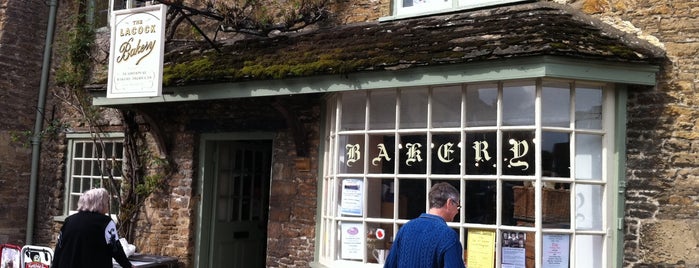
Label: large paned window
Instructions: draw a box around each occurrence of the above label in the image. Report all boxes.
[390,0,529,18]
[319,79,612,267]
[65,134,125,216]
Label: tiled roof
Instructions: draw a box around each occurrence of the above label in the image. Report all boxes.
[162,1,665,86]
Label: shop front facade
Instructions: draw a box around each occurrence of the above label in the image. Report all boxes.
[19,0,699,268]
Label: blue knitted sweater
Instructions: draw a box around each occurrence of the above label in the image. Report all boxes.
[384,213,465,268]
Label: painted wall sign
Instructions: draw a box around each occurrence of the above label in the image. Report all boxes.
[107,4,166,98]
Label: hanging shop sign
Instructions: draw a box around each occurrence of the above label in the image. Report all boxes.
[107,4,166,98]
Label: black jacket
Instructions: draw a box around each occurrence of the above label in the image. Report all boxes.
[52,211,132,268]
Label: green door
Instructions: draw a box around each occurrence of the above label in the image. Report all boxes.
[209,140,272,268]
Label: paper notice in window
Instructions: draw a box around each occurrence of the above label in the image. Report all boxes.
[340,179,363,216]
[543,234,570,268]
[340,222,364,260]
[466,229,495,268]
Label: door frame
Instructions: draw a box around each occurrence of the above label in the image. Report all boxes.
[195,132,275,268]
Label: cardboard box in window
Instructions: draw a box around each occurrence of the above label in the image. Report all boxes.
[513,186,570,223]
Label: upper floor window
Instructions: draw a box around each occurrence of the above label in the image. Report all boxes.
[388,0,530,19]
[87,0,153,29]
[65,133,125,216]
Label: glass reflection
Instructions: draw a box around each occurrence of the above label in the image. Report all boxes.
[400,87,428,128]
[541,132,570,178]
[432,86,462,128]
[465,180,496,224]
[503,82,535,126]
[341,92,366,131]
[542,82,571,127]
[466,85,497,127]
[575,86,603,129]
[370,89,396,130]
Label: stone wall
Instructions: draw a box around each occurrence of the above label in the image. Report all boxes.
[0,0,48,245]
[571,0,699,267]
[107,95,321,267]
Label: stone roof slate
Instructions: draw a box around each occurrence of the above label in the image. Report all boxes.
[162,1,665,87]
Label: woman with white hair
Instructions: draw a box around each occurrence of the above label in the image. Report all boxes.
[52,188,132,268]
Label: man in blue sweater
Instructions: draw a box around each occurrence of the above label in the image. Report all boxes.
[384,182,465,268]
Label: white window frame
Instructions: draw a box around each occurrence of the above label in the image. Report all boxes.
[317,78,616,268]
[87,0,154,28]
[64,133,125,217]
[382,0,531,21]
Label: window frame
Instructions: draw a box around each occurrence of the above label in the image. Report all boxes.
[317,78,616,268]
[382,0,531,21]
[63,133,125,217]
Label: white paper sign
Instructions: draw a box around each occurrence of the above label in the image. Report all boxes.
[108,4,166,98]
[543,234,570,268]
[340,179,363,216]
[340,223,364,260]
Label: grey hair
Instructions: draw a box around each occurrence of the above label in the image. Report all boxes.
[77,188,110,213]
[428,182,460,209]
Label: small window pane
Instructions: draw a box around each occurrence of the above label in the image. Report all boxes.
[575,134,603,181]
[465,180,495,224]
[575,235,604,267]
[542,234,571,267]
[542,82,571,127]
[399,88,428,129]
[502,82,535,126]
[575,86,603,129]
[397,135,427,174]
[84,143,94,158]
[466,84,497,127]
[431,134,461,175]
[397,179,426,219]
[341,93,366,131]
[338,135,365,174]
[465,132,497,175]
[369,90,396,130]
[543,184,570,228]
[541,132,570,178]
[575,184,603,230]
[74,143,84,157]
[502,131,535,176]
[368,134,395,174]
[431,86,461,128]
[505,181,526,226]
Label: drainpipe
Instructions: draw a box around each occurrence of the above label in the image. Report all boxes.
[26,0,58,245]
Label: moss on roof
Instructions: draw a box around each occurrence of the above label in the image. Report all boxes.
[161,2,665,87]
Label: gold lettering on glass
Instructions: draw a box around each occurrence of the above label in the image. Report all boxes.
[345,144,361,167]
[404,143,423,166]
[507,139,530,170]
[437,142,456,163]
[371,143,392,166]
[472,141,492,167]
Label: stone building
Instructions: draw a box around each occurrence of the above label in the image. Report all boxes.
[2,0,697,268]
[0,0,49,245]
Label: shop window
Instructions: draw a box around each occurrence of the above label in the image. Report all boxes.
[65,134,125,216]
[319,79,612,267]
